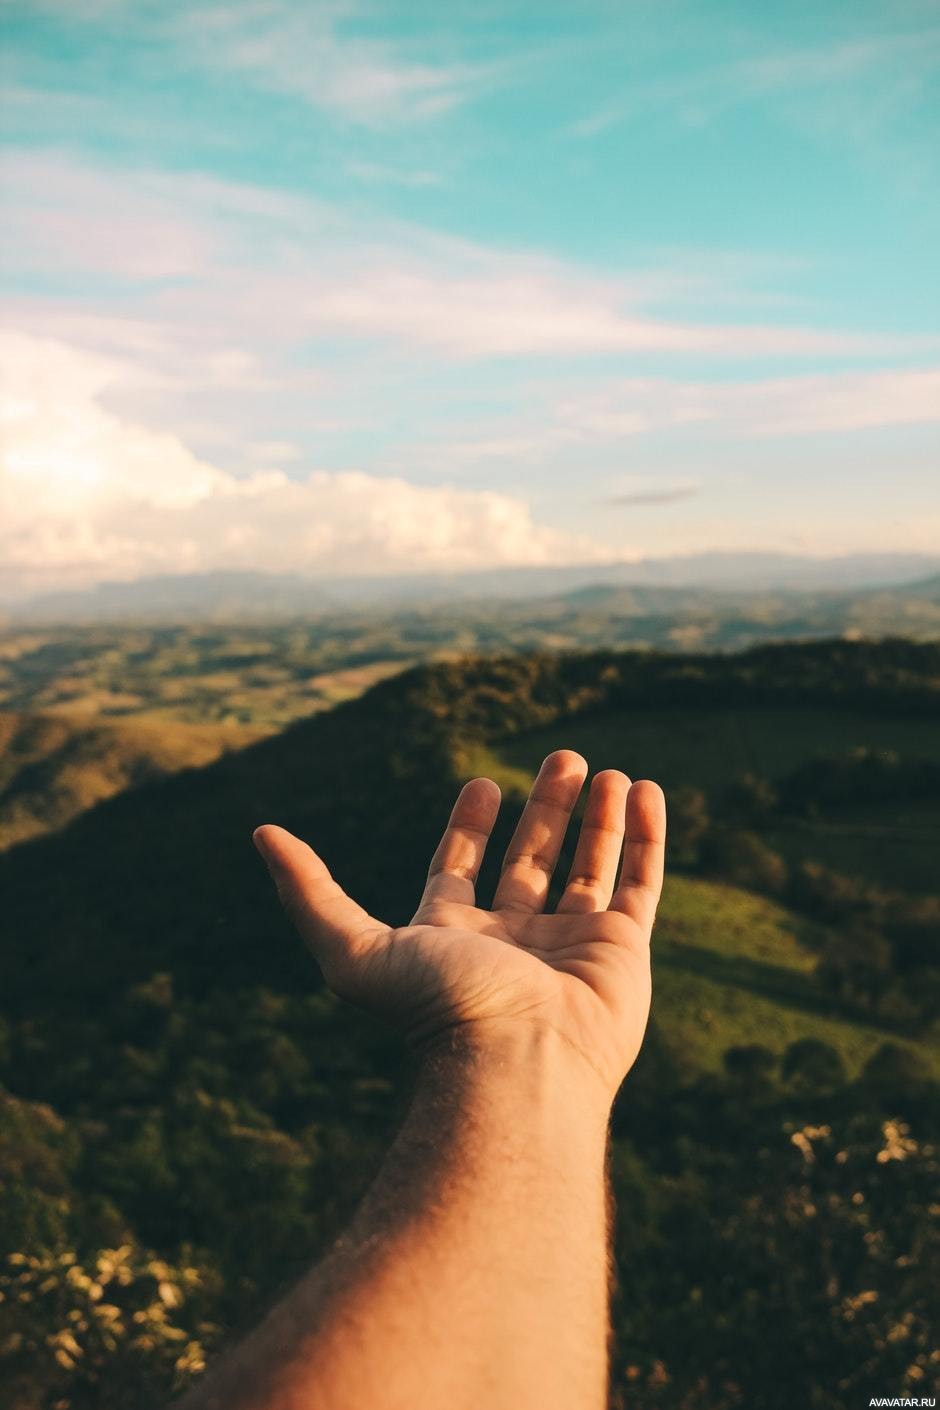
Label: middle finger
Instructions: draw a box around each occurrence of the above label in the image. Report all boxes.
[492,750,588,914]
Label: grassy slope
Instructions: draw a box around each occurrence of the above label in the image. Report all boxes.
[0,711,264,849]
[463,702,940,892]
[653,876,935,1077]
[483,702,940,792]
[460,707,940,1077]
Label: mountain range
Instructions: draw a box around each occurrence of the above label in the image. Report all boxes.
[6,553,940,623]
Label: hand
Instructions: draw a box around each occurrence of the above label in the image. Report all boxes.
[253,751,666,1099]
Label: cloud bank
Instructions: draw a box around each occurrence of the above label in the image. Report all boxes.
[0,334,612,597]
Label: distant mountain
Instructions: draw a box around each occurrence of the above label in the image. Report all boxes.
[6,552,940,623]
[5,571,338,624]
[901,572,940,601]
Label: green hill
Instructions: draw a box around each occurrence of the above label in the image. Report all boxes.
[1,639,938,1408]
[468,698,940,895]
[653,876,932,1076]
[0,711,263,849]
[3,570,940,736]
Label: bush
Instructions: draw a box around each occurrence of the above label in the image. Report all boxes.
[860,1043,931,1098]
[779,747,940,815]
[723,1044,777,1092]
[788,859,867,923]
[666,786,709,859]
[720,772,778,824]
[781,1038,846,1095]
[699,829,788,895]
[0,1244,220,1410]
[815,927,893,1009]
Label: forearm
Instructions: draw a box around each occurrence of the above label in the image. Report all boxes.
[179,1025,613,1410]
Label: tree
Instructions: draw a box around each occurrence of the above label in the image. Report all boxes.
[721,772,778,824]
[861,1043,931,1099]
[666,787,709,860]
[781,1039,845,1095]
[700,829,788,895]
[722,1044,777,1097]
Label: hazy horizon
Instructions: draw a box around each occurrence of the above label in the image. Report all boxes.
[4,548,940,632]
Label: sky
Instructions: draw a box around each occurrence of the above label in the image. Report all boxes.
[1,0,939,596]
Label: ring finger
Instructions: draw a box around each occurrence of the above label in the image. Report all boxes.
[556,769,629,914]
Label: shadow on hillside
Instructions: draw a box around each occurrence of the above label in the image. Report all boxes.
[654,939,901,1033]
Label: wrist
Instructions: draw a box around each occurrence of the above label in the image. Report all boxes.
[412,1019,615,1132]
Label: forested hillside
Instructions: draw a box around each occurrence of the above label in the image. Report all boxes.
[3,569,940,730]
[0,713,261,849]
[1,640,938,1408]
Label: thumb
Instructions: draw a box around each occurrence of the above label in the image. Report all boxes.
[253,825,386,983]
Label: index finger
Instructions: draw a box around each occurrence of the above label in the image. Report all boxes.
[415,777,501,912]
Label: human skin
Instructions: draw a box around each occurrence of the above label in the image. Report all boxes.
[176,750,666,1410]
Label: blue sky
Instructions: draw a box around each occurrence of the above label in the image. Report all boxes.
[1,0,938,593]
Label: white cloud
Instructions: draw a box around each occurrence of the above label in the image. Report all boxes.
[418,366,940,477]
[0,333,613,595]
[724,367,940,434]
[302,270,895,359]
[558,368,940,438]
[6,152,924,366]
[568,21,940,164]
[737,28,940,95]
[170,4,499,126]
[9,2,500,127]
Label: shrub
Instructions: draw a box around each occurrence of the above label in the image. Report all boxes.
[720,772,778,824]
[699,829,788,895]
[781,1038,846,1094]
[666,786,710,858]
[861,1043,931,1098]
[815,927,893,1008]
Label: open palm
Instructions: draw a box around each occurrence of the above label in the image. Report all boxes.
[254,751,666,1096]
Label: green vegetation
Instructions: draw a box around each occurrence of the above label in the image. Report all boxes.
[1,639,938,1407]
[0,712,262,849]
[3,570,939,729]
[0,625,410,726]
[653,878,933,1079]
[475,703,940,894]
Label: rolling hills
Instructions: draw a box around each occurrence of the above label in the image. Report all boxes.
[0,711,263,850]
[1,638,938,1408]
[2,566,940,742]
[471,700,940,895]
[1,638,937,1050]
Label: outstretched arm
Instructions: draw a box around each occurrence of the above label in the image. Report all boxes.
[177,752,666,1410]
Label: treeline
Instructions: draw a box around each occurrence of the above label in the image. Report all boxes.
[778,747,940,812]
[403,637,940,740]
